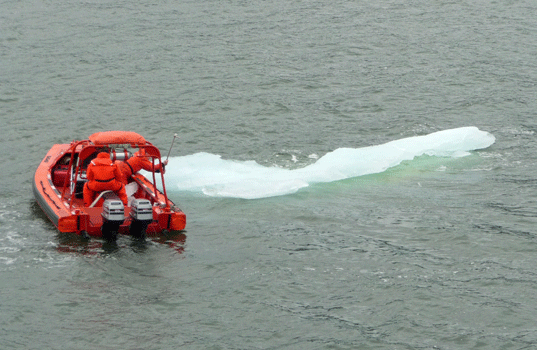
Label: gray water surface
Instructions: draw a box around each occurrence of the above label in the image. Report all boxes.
[2,0,537,349]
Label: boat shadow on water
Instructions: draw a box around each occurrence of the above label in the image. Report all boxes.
[54,231,187,255]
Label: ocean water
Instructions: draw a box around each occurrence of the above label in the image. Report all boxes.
[1,0,537,349]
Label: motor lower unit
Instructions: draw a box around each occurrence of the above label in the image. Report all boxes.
[130,199,153,238]
[101,199,125,241]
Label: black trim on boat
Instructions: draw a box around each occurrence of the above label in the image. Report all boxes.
[41,181,61,210]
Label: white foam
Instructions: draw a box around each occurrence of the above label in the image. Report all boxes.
[164,127,495,199]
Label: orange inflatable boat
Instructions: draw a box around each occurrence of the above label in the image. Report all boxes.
[33,131,186,240]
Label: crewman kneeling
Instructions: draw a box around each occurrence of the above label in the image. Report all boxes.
[117,148,167,185]
[83,152,128,207]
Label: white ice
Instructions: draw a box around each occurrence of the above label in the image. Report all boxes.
[163,127,495,199]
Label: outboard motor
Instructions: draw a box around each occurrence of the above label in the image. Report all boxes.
[129,199,153,239]
[101,199,125,241]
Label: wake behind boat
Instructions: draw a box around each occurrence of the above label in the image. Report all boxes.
[33,131,186,240]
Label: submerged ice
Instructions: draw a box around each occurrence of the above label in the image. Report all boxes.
[163,127,495,199]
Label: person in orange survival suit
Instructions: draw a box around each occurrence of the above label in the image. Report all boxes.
[83,152,129,206]
[116,148,168,185]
